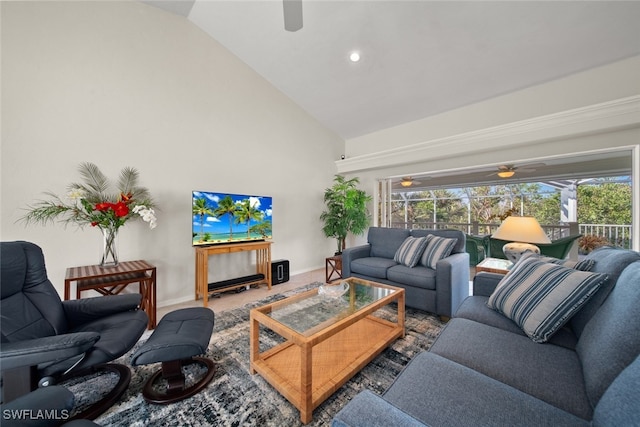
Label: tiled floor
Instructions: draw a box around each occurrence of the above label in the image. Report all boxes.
[156,268,326,321]
[157,267,477,321]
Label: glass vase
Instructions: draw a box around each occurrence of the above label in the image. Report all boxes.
[100,227,119,268]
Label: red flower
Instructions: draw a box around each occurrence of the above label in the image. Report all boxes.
[91,221,98,227]
[120,192,133,203]
[113,201,129,217]
[95,202,112,212]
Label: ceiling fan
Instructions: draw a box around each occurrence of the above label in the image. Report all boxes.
[488,163,544,178]
[399,177,422,187]
[283,0,303,32]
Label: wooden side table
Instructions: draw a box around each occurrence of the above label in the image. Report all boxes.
[475,257,513,275]
[65,260,157,329]
[325,255,343,283]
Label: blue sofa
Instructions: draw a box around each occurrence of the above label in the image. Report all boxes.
[341,227,470,318]
[333,247,640,426]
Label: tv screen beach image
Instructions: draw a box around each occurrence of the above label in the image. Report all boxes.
[192,191,272,246]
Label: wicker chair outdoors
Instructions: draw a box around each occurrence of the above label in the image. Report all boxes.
[487,234,582,260]
[465,234,488,266]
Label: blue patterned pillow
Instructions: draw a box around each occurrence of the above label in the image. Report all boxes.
[520,252,595,271]
[394,236,431,268]
[487,256,607,343]
[420,235,457,269]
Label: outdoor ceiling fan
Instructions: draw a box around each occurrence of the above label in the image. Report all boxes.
[283,0,303,32]
[399,177,422,187]
[488,164,544,179]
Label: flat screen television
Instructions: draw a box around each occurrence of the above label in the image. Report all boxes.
[192,191,272,246]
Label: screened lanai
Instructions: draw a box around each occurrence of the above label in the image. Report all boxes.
[376,173,633,253]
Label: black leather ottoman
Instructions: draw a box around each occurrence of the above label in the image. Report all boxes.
[130,307,215,404]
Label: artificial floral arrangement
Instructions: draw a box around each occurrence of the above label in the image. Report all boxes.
[20,162,157,266]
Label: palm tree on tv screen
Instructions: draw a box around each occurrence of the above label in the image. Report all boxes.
[235,198,264,238]
[250,220,272,238]
[214,195,238,240]
[193,197,214,242]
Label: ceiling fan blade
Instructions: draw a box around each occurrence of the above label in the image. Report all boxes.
[283,0,303,32]
[519,162,546,169]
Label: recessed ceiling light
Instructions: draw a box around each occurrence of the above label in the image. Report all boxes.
[349,52,361,62]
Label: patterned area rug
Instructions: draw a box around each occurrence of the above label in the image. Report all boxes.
[71,282,444,426]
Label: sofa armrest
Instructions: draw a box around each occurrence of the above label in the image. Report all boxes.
[435,252,470,318]
[331,390,428,427]
[1,332,99,371]
[473,271,505,296]
[341,244,371,277]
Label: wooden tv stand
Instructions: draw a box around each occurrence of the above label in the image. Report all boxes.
[195,241,272,307]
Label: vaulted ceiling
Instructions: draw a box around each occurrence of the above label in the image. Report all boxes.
[143,1,639,187]
[146,0,640,141]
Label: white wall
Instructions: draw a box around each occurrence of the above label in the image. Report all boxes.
[1,1,343,306]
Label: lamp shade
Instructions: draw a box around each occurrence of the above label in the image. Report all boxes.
[492,216,551,244]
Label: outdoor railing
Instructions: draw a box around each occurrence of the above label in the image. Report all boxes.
[390,221,633,250]
[579,224,633,250]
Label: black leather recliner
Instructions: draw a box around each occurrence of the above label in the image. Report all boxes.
[0,241,148,420]
[0,385,101,427]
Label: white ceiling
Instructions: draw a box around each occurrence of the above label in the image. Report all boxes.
[147,0,640,141]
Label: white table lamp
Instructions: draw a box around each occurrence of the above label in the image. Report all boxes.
[492,216,551,263]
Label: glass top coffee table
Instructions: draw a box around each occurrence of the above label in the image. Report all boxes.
[476,257,513,274]
[250,277,405,424]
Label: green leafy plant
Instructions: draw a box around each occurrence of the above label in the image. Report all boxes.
[320,175,372,254]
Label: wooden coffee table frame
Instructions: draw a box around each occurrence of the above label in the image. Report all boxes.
[249,278,405,424]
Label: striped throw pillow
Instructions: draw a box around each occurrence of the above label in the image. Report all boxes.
[394,236,431,268]
[420,235,457,269]
[487,257,607,343]
[519,252,595,271]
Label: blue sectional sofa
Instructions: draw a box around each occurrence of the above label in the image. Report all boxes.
[333,247,640,426]
[341,227,470,318]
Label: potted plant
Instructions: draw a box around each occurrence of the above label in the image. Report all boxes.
[578,234,610,255]
[320,175,372,255]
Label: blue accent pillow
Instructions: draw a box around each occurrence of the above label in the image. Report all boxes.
[394,236,431,268]
[487,256,607,343]
[520,252,595,271]
[420,235,457,269]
